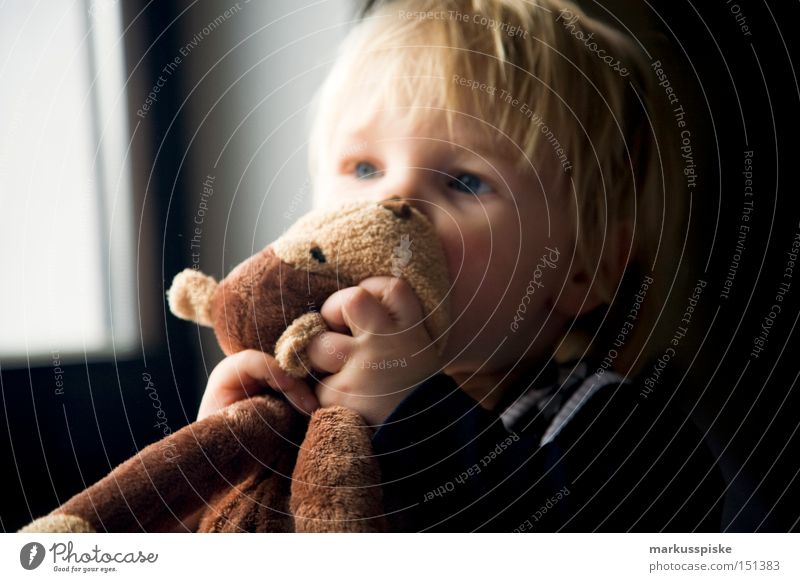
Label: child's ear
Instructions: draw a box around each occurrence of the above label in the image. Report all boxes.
[552,222,633,319]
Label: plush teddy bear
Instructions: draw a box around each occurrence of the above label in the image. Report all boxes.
[20,199,451,533]
[168,198,451,377]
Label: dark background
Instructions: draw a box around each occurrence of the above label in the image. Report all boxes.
[2,0,798,532]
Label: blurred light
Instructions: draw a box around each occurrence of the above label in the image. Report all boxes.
[0,0,137,364]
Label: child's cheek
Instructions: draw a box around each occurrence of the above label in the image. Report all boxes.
[442,230,503,314]
[440,235,465,290]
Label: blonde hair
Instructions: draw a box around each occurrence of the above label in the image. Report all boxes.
[308,0,684,377]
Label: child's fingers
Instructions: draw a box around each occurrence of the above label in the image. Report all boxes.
[306,331,355,373]
[198,350,319,420]
[357,276,424,329]
[320,286,394,337]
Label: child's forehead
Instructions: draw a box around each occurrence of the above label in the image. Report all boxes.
[332,100,505,151]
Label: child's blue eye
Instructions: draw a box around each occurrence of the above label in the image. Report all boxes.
[448,173,492,195]
[354,161,380,179]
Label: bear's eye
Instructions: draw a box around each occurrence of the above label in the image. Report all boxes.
[310,246,326,263]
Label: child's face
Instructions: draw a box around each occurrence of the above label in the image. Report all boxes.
[314,109,579,375]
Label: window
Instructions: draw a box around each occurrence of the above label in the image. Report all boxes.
[0,0,137,362]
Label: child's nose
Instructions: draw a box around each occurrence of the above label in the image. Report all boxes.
[375,167,435,206]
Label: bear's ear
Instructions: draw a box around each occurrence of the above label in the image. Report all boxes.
[379,198,412,219]
[167,268,218,327]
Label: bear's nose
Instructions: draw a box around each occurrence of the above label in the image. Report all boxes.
[379,196,412,219]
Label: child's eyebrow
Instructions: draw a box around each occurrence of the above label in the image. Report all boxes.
[449,139,505,160]
[334,126,513,168]
[441,137,518,170]
[334,124,373,146]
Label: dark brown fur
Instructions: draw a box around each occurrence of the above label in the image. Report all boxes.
[212,247,346,356]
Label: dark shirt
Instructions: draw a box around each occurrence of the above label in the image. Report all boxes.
[371,359,726,532]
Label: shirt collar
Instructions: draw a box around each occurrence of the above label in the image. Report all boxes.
[492,357,561,414]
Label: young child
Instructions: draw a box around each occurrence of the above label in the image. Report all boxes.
[197,0,725,531]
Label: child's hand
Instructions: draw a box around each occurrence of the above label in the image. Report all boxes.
[305,276,442,426]
[196,276,441,427]
[197,350,320,421]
